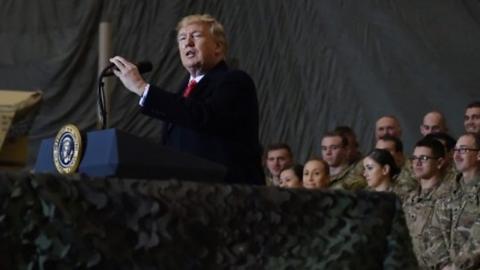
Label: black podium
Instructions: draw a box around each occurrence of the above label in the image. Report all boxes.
[34,128,227,182]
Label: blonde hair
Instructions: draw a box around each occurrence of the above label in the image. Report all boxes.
[176,14,228,55]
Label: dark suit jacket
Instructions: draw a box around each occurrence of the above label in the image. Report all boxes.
[141,61,264,185]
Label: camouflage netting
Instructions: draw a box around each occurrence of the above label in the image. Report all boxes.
[0,173,418,269]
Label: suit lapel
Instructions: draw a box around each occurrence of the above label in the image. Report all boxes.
[165,61,229,137]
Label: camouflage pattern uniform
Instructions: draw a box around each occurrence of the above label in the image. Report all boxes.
[402,179,453,269]
[329,162,367,191]
[394,159,419,198]
[424,174,480,269]
[265,175,278,186]
[442,163,459,183]
[352,158,365,177]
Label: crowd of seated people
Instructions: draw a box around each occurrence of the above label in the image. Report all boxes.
[262,101,480,269]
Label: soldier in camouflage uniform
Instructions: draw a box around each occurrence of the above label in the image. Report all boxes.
[425,132,459,183]
[362,148,400,192]
[425,133,480,269]
[375,115,402,140]
[335,126,363,165]
[321,131,366,190]
[374,115,419,195]
[464,101,480,135]
[402,138,453,269]
[419,111,449,137]
[263,143,294,186]
[376,135,418,198]
[335,126,366,182]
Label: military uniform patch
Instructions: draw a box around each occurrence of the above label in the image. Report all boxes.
[53,124,83,175]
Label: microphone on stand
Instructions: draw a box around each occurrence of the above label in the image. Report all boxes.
[100,61,153,77]
[97,61,153,129]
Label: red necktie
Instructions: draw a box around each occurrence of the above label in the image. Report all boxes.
[183,80,197,97]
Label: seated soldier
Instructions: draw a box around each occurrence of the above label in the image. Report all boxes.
[424,132,458,183]
[279,164,303,189]
[263,143,294,186]
[335,125,365,180]
[464,101,480,135]
[376,135,418,195]
[321,131,366,190]
[420,110,449,136]
[375,115,402,140]
[362,148,400,192]
[402,138,453,269]
[426,133,480,269]
[334,126,362,164]
[302,158,330,189]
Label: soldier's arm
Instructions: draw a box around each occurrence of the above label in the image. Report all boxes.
[343,175,367,190]
[342,164,367,191]
[423,199,452,268]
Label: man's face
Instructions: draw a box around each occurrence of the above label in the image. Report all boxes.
[375,139,403,167]
[375,117,401,140]
[454,135,480,173]
[344,134,359,162]
[464,107,480,134]
[420,112,446,136]
[177,22,222,75]
[265,149,292,177]
[321,136,347,167]
[411,146,442,180]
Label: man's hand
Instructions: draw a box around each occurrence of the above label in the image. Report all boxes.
[109,56,148,96]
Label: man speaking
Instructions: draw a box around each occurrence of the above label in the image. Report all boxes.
[109,14,263,185]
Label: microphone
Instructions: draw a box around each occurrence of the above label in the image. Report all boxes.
[97,61,153,129]
[101,61,153,77]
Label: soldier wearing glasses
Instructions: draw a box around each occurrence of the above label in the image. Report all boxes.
[425,133,480,269]
[402,138,453,269]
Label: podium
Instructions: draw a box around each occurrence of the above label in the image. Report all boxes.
[34,128,227,182]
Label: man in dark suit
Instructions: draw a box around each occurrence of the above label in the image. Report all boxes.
[109,14,263,185]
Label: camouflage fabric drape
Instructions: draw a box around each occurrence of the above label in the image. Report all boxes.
[0,172,417,269]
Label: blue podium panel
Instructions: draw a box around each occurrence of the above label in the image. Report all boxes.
[34,129,226,182]
[34,138,55,172]
[79,129,119,177]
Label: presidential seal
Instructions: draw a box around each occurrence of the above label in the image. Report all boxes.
[53,124,83,175]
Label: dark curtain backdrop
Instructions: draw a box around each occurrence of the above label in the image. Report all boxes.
[1,0,480,167]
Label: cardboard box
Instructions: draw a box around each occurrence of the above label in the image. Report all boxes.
[0,90,42,168]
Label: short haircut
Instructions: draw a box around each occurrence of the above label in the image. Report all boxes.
[415,137,446,158]
[366,148,400,178]
[424,132,456,152]
[377,115,401,126]
[263,142,293,160]
[176,14,228,55]
[461,133,480,149]
[466,101,480,109]
[322,131,348,147]
[423,110,447,127]
[378,135,403,153]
